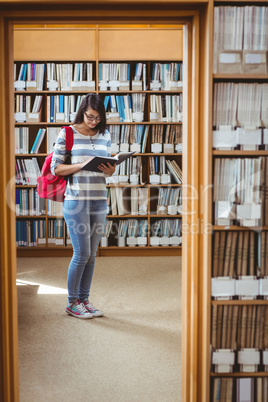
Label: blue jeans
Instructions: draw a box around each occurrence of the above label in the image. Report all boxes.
[63,199,107,303]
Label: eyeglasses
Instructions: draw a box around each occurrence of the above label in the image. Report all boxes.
[84,112,101,122]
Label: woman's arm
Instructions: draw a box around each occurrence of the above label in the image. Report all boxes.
[54,157,94,176]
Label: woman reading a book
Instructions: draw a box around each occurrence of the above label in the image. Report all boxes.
[51,93,116,319]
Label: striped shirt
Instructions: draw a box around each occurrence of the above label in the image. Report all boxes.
[50,126,111,200]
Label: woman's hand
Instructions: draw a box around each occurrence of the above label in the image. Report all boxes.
[81,157,94,168]
[98,162,116,176]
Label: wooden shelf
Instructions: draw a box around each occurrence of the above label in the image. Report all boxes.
[14,90,183,95]
[150,214,182,218]
[98,245,182,257]
[148,183,182,187]
[99,89,183,94]
[14,90,98,94]
[212,299,268,305]
[107,184,147,187]
[145,153,182,156]
[99,245,182,249]
[106,214,147,218]
[211,372,268,378]
[213,74,268,80]
[16,215,45,219]
[213,226,268,231]
[15,121,183,126]
[107,183,182,187]
[213,150,268,156]
[16,184,37,188]
[15,153,47,157]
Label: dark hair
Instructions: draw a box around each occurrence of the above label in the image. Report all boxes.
[73,93,106,134]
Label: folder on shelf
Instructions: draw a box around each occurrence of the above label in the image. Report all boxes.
[81,151,135,172]
[217,50,243,74]
[243,50,267,75]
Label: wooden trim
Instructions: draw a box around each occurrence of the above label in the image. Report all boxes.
[181,20,192,402]
[191,13,200,402]
[199,3,214,401]
[1,0,209,3]
[0,16,19,402]
[212,300,268,305]
[211,372,268,377]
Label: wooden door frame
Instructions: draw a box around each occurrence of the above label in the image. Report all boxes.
[0,2,213,401]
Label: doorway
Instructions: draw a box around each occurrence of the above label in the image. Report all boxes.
[0,4,210,401]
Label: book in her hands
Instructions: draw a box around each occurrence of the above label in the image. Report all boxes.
[81,151,136,172]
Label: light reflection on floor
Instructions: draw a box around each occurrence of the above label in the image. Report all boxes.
[16,279,68,294]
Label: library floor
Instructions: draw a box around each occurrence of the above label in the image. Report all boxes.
[17,256,181,402]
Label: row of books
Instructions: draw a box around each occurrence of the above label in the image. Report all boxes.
[14,94,183,124]
[104,94,145,122]
[16,219,46,247]
[15,124,182,156]
[103,218,182,238]
[15,156,182,189]
[150,62,183,90]
[16,128,55,156]
[15,157,41,185]
[15,127,29,154]
[213,157,268,227]
[101,219,149,246]
[107,187,148,216]
[14,62,94,91]
[15,188,46,216]
[47,62,94,90]
[99,62,183,91]
[212,230,268,278]
[102,220,148,240]
[14,95,43,115]
[14,61,184,91]
[157,187,182,207]
[47,200,63,217]
[211,377,268,402]
[14,63,45,91]
[211,305,268,351]
[150,94,183,123]
[15,217,182,248]
[29,128,46,154]
[99,63,130,83]
[108,124,149,153]
[213,6,268,73]
[149,157,182,184]
[150,218,182,238]
[48,218,66,239]
[47,94,86,123]
[114,157,143,179]
[213,83,268,128]
[15,218,72,247]
[47,218,70,246]
[152,124,182,144]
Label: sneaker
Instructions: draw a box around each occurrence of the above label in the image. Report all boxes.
[83,300,104,317]
[66,299,93,319]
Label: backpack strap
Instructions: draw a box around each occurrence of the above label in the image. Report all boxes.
[62,126,74,151]
[61,126,74,185]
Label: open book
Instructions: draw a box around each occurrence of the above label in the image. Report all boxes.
[81,151,136,172]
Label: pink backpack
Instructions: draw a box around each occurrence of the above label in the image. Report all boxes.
[37,126,73,202]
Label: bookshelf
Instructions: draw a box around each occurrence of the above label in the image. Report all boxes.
[13,26,184,257]
[211,2,268,401]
